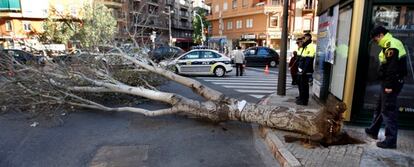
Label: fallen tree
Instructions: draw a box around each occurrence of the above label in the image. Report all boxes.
[0,48,350,145]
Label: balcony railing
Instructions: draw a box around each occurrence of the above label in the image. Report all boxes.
[304,0,315,10]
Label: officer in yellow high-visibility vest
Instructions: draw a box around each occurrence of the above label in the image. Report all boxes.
[296,33,316,105]
[365,26,407,149]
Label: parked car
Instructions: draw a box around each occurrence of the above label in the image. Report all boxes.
[243,46,279,67]
[161,49,233,77]
[3,49,46,65]
[149,46,185,62]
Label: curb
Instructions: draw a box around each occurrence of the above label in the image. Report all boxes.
[257,95,302,167]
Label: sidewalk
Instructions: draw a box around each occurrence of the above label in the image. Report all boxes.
[257,86,414,167]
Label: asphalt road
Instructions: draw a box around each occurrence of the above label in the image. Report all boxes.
[0,68,279,167]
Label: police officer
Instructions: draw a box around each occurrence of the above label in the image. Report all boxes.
[296,33,316,105]
[365,26,407,149]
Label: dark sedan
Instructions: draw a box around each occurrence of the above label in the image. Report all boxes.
[150,46,185,62]
[243,46,279,67]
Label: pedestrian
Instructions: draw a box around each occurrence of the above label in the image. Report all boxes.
[232,46,245,76]
[296,33,316,105]
[365,26,407,149]
[289,39,303,85]
[289,51,299,85]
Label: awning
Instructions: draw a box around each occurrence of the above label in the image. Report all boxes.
[208,37,227,43]
[175,38,193,42]
[0,0,21,11]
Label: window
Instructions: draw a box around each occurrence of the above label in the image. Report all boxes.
[236,20,242,29]
[246,19,253,28]
[242,0,248,7]
[23,22,32,31]
[304,0,314,9]
[227,21,233,30]
[223,2,228,11]
[182,51,200,59]
[232,0,237,9]
[270,16,279,27]
[201,51,219,59]
[215,5,219,13]
[5,21,12,31]
[258,48,270,56]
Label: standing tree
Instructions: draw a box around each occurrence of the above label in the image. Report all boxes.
[39,3,117,50]
[192,8,209,45]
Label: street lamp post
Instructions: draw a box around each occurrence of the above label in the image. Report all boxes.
[193,12,205,45]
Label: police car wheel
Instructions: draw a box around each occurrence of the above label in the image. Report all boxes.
[270,61,277,67]
[214,67,225,77]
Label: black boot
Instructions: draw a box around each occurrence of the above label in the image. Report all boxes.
[376,141,396,149]
[364,128,378,140]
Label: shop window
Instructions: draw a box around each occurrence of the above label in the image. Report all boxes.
[270,16,279,27]
[330,6,352,100]
[227,21,233,30]
[364,5,414,117]
[5,21,12,31]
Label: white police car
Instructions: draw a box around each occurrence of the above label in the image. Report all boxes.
[164,49,232,77]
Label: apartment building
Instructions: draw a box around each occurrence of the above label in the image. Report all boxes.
[205,0,317,51]
[0,0,93,49]
[127,0,193,48]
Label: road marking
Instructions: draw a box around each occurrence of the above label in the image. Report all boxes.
[235,89,275,93]
[222,85,276,89]
[204,80,279,83]
[215,83,277,86]
[250,94,266,99]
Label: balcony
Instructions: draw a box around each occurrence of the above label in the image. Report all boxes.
[179,11,189,19]
[207,3,282,21]
[303,0,315,11]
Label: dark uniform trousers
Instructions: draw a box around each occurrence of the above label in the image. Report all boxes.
[368,81,404,145]
[297,73,311,104]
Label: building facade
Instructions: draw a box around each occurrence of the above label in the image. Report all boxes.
[205,0,317,51]
[127,0,193,49]
[1,0,194,49]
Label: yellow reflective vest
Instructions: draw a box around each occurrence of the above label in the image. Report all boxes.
[378,33,406,64]
[301,43,316,58]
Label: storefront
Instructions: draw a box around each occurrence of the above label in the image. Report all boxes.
[316,0,414,128]
[239,34,257,49]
